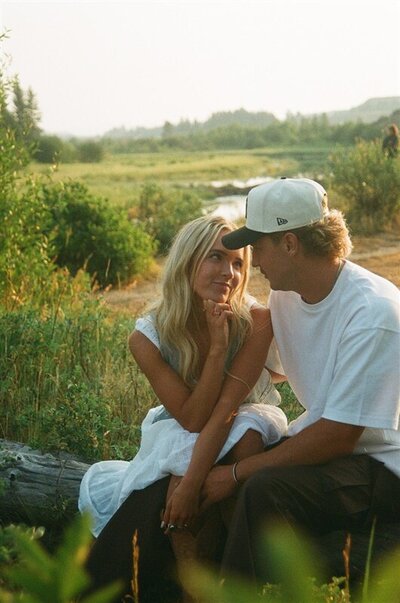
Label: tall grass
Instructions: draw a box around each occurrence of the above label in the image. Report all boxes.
[0,277,155,461]
[0,295,301,461]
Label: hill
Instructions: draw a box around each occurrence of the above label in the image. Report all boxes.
[103,97,400,139]
[325,97,400,125]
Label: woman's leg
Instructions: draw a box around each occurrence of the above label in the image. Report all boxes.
[85,476,181,603]
[224,429,265,463]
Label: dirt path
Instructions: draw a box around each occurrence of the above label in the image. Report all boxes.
[103,233,400,315]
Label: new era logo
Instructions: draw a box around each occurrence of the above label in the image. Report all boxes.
[277,217,288,226]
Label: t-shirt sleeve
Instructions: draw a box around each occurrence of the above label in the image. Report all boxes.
[134,315,160,350]
[323,323,400,430]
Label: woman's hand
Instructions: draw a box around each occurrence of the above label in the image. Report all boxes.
[203,299,233,352]
[162,478,201,534]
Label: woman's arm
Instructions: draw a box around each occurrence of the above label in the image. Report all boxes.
[162,306,274,527]
[129,301,232,432]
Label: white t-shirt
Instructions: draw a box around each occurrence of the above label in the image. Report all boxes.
[269,260,400,478]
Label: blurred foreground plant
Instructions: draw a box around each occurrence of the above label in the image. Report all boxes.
[0,514,122,602]
[181,523,400,603]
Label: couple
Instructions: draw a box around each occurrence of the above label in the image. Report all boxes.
[79,177,400,602]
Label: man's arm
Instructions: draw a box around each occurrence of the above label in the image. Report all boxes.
[201,417,365,506]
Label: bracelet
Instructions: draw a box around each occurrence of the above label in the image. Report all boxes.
[224,370,252,393]
[232,461,240,485]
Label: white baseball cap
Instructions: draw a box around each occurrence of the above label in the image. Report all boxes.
[222,177,328,249]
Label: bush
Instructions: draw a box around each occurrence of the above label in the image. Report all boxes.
[78,140,104,163]
[0,516,122,601]
[330,140,400,232]
[0,134,56,306]
[136,182,203,253]
[40,181,156,287]
[34,134,66,163]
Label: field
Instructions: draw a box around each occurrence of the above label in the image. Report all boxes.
[30,145,332,208]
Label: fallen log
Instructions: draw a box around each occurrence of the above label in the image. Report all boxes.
[0,438,399,582]
[0,439,90,528]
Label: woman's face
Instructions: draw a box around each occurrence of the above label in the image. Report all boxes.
[193,230,245,303]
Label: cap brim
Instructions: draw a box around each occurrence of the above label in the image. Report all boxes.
[222,227,264,250]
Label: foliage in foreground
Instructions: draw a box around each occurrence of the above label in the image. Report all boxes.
[183,523,400,603]
[330,140,400,232]
[0,515,122,602]
[1,516,400,602]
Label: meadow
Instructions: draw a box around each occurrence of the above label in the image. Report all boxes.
[30,145,331,208]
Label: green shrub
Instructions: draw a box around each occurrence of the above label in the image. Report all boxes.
[0,140,56,307]
[330,140,400,232]
[0,515,122,601]
[40,180,156,287]
[34,135,66,164]
[136,182,203,253]
[78,140,104,163]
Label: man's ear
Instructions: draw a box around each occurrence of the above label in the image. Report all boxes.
[282,232,299,256]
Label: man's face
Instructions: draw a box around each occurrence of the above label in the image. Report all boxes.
[251,234,293,291]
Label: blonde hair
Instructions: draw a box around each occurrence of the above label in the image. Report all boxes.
[270,209,353,259]
[153,215,252,385]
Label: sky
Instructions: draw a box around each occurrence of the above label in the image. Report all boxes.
[1,0,399,137]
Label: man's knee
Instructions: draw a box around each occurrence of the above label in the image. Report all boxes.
[237,466,303,516]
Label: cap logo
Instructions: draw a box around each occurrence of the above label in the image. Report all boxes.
[277,217,288,226]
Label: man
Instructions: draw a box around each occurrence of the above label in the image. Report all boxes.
[202,176,400,584]
[382,123,399,158]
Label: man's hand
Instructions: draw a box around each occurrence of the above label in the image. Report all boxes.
[200,464,238,512]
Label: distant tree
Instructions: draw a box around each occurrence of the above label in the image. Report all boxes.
[162,121,174,138]
[34,134,65,163]
[11,78,41,148]
[78,140,104,163]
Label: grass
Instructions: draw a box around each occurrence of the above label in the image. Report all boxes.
[28,146,329,208]
[0,297,302,461]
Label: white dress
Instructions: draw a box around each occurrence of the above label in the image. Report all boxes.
[79,313,288,536]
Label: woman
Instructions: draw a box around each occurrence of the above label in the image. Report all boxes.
[80,215,287,601]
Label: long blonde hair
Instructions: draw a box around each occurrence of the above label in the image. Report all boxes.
[154,215,252,385]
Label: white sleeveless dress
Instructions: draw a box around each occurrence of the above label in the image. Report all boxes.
[79,312,287,536]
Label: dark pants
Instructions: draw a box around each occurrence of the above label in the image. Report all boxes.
[85,455,400,601]
[85,476,180,603]
[221,455,400,586]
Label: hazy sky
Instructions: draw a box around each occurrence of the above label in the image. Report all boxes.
[1,0,399,137]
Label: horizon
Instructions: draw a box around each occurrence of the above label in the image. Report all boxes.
[2,0,400,138]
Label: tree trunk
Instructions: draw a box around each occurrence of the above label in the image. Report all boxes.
[0,439,90,528]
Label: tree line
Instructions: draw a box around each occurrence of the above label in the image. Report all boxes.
[1,77,104,163]
[2,71,399,163]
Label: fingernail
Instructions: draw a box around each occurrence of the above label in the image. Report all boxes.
[160,521,165,529]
